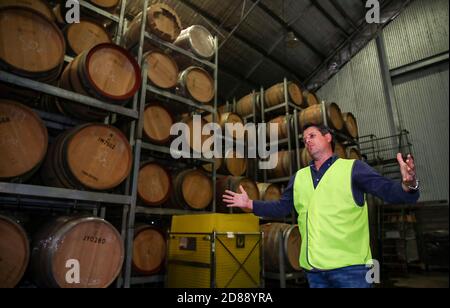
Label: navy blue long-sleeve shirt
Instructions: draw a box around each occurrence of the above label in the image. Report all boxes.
[253,155,420,218]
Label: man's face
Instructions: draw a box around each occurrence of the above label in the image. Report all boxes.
[303,127,332,158]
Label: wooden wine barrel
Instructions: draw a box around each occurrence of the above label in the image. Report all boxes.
[144,50,179,89]
[334,141,347,159]
[123,3,182,48]
[138,163,172,206]
[236,93,260,118]
[89,0,120,11]
[218,149,247,177]
[342,112,359,139]
[0,0,55,21]
[41,123,132,191]
[0,7,65,82]
[174,25,215,59]
[182,116,213,154]
[268,151,292,178]
[264,82,304,108]
[257,183,281,201]
[203,111,245,140]
[216,176,260,213]
[133,225,166,275]
[0,100,48,182]
[214,112,245,141]
[58,43,141,120]
[64,19,112,56]
[268,115,291,139]
[346,147,362,160]
[177,66,214,104]
[298,102,344,132]
[31,216,124,288]
[202,157,223,173]
[172,169,213,210]
[0,215,29,288]
[143,104,174,145]
[302,90,320,107]
[260,223,301,272]
[299,148,312,168]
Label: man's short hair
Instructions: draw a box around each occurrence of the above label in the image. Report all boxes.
[302,124,335,151]
[302,124,332,136]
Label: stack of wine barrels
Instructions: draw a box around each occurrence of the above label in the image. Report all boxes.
[133,225,166,275]
[58,43,141,120]
[41,123,132,191]
[216,176,260,213]
[299,102,344,132]
[170,169,213,210]
[260,223,302,272]
[257,183,282,201]
[0,215,29,288]
[31,216,124,288]
[0,100,48,182]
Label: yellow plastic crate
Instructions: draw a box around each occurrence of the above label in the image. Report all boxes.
[168,214,261,288]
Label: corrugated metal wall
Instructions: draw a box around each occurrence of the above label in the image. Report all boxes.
[318,0,449,202]
[317,40,393,139]
[393,68,449,201]
[383,0,449,69]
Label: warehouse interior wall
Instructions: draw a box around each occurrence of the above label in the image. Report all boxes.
[318,0,449,203]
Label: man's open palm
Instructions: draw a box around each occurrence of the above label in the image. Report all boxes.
[222,185,253,211]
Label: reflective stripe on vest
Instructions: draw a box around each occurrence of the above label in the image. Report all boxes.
[293,158,372,270]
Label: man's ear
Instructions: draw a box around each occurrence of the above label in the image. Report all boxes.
[326,133,333,143]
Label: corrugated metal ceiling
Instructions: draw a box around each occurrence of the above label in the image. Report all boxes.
[125,0,411,101]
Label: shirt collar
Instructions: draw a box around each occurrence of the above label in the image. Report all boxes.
[309,154,339,170]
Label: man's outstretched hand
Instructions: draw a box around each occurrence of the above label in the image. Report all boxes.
[397,153,418,191]
[222,185,253,211]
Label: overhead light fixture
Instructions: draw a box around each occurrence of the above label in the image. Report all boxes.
[286,31,300,48]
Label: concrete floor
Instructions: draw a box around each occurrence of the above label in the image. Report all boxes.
[385,271,449,288]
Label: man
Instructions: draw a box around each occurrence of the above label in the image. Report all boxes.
[223,124,419,288]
